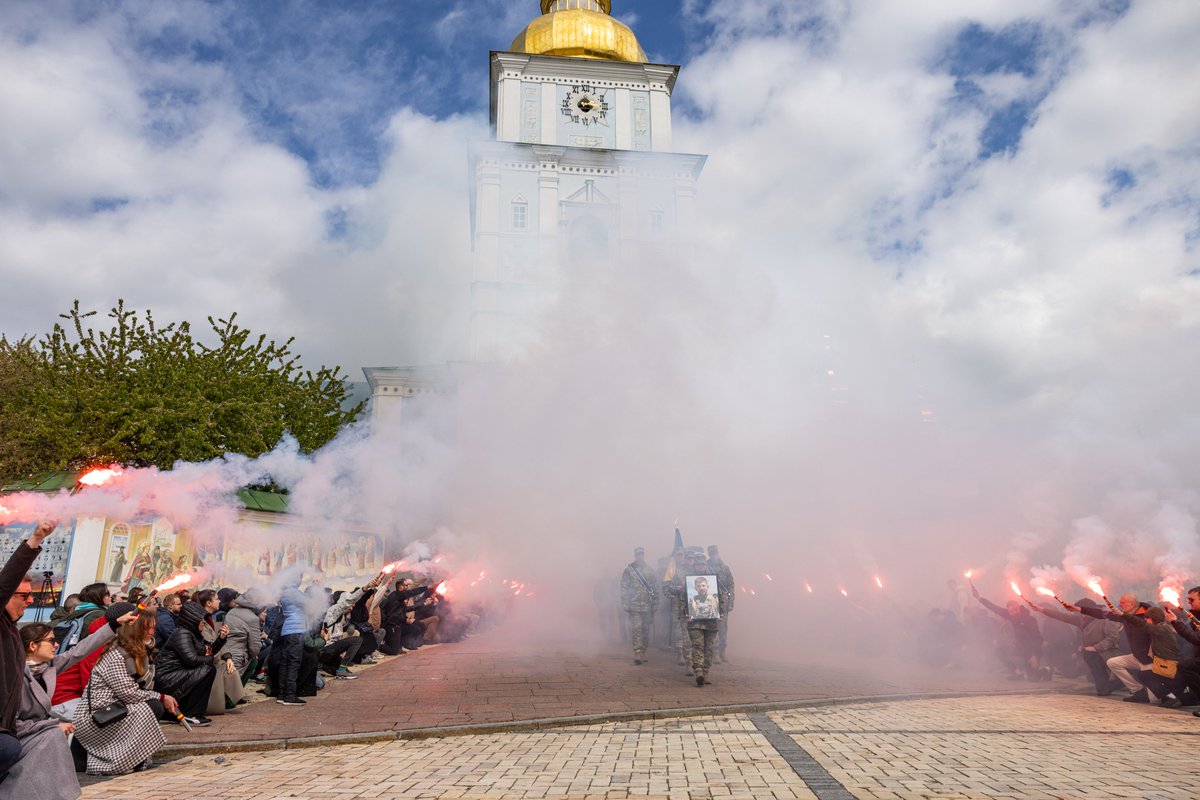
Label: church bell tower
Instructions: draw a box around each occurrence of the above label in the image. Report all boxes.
[467,0,707,361]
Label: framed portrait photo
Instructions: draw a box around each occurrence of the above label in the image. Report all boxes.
[686,574,720,621]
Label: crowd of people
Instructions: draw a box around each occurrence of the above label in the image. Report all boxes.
[923,579,1200,712]
[1,520,483,799]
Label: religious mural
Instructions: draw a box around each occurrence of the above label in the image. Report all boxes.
[220,521,384,582]
[96,517,200,592]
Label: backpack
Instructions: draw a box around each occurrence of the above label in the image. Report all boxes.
[52,614,90,655]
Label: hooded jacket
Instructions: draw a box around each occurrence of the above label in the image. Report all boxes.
[224,596,266,672]
[154,601,219,696]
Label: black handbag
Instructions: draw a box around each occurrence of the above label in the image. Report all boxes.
[87,680,128,728]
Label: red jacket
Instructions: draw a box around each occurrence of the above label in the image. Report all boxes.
[50,615,108,704]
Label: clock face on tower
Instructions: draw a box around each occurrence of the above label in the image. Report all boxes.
[561,84,608,127]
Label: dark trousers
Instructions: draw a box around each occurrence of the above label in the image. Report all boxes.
[278,633,305,699]
[0,731,20,778]
[177,666,218,718]
[1178,657,1200,696]
[319,637,362,674]
[1082,651,1120,694]
[352,631,378,663]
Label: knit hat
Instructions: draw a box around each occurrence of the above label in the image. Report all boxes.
[105,602,137,623]
[1075,598,1099,609]
[1144,606,1166,624]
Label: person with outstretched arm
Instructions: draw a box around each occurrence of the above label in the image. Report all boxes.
[1,521,58,782]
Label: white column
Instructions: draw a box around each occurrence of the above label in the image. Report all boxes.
[541,82,558,145]
[649,88,673,151]
[614,88,632,150]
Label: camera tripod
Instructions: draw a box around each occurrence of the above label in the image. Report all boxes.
[31,570,56,622]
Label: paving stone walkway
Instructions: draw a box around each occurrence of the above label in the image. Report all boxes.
[156,628,1067,749]
[81,694,1200,799]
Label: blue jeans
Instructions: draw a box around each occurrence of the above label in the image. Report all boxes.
[279,633,305,699]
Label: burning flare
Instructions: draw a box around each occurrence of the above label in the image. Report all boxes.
[151,574,192,595]
[434,580,448,596]
[1086,579,1105,597]
[874,576,884,589]
[1009,581,1023,597]
[764,573,773,583]
[1160,586,1182,606]
[839,587,848,597]
[804,582,813,594]
[1035,587,1056,598]
[963,569,973,579]
[78,466,123,487]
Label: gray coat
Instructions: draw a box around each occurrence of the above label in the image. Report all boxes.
[224,604,264,672]
[5,624,114,800]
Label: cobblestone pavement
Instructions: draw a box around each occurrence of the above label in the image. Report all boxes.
[82,694,1199,799]
[156,628,1069,748]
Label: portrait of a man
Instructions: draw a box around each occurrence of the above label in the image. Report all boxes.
[687,574,720,620]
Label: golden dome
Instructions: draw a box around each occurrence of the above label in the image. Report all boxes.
[511,1,647,64]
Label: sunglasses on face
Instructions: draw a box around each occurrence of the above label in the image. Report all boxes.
[11,592,34,600]
[39,636,56,645]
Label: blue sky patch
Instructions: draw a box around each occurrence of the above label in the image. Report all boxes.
[939,21,1044,79]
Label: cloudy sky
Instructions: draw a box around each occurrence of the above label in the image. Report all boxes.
[4,0,1200,596]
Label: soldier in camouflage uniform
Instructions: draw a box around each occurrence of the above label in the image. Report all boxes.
[682,551,725,685]
[666,548,697,669]
[707,545,734,663]
[662,545,688,664]
[620,547,658,664]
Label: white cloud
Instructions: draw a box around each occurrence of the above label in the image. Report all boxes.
[2,0,1199,614]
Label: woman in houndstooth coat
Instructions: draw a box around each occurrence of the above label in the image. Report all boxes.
[73,613,181,775]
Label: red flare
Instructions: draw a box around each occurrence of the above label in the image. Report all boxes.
[78,466,123,487]
[963,569,972,579]
[839,587,848,597]
[874,576,884,589]
[1035,587,1056,598]
[153,573,192,595]
[1086,579,1105,597]
[1009,581,1023,597]
[434,580,448,596]
[1161,586,1182,606]
[764,573,773,582]
[804,582,813,593]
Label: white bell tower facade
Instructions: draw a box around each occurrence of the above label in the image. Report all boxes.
[467,1,706,361]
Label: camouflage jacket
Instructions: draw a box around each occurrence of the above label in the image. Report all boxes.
[620,562,658,612]
[709,559,735,612]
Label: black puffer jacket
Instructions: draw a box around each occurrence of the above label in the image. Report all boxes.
[154,601,218,696]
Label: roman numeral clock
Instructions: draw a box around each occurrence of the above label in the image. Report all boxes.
[561,84,609,127]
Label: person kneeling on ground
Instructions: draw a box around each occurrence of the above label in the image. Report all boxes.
[154,601,219,726]
[10,603,136,797]
[224,591,267,687]
[74,612,182,774]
